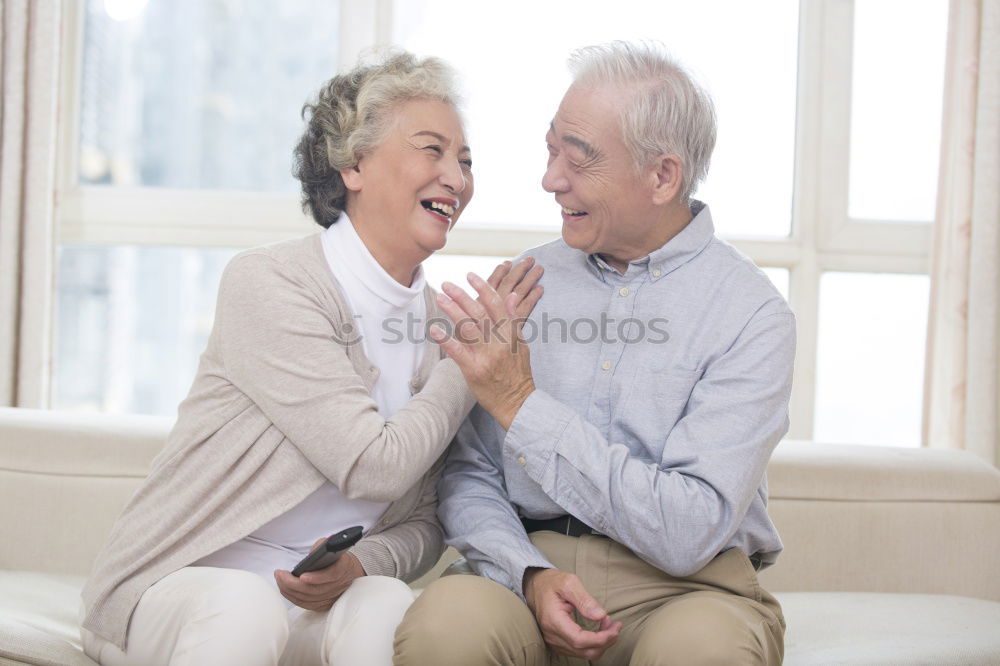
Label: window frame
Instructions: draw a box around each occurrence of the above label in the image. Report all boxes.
[53,0,935,442]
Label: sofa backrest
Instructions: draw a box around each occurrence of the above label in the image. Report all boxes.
[0,407,169,576]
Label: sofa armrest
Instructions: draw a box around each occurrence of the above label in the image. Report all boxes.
[761,441,1000,601]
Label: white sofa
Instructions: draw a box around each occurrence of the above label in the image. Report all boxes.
[1,406,999,665]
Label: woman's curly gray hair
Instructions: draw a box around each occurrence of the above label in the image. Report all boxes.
[293,51,462,228]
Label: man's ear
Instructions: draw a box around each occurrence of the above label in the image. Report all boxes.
[340,163,363,192]
[650,154,683,205]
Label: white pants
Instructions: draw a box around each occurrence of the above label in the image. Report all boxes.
[81,567,415,666]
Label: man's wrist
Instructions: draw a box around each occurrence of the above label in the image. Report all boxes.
[493,381,536,430]
[522,565,550,607]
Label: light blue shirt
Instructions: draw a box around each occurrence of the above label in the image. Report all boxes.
[438,201,796,596]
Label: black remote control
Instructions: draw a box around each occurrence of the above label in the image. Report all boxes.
[291,525,363,577]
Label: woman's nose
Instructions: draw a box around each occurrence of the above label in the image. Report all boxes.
[439,160,467,193]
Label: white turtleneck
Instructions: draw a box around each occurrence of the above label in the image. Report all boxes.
[193,214,427,585]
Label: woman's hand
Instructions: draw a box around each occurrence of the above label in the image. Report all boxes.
[274,539,366,612]
[483,257,544,320]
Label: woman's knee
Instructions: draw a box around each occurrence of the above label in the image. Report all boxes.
[337,575,414,618]
[192,568,289,642]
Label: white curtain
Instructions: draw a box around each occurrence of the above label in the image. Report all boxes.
[924,0,1000,465]
[0,0,61,407]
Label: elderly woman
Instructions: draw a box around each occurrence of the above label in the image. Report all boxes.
[79,52,543,666]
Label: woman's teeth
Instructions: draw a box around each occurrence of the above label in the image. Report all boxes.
[562,206,587,216]
[425,201,455,217]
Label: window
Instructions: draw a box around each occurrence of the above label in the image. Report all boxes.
[55,0,948,449]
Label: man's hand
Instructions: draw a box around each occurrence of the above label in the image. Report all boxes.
[274,539,365,612]
[431,265,542,430]
[523,567,622,660]
[482,257,545,320]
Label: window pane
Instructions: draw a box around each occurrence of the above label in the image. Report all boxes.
[54,245,238,415]
[395,0,797,237]
[848,0,948,221]
[761,267,790,302]
[422,254,507,292]
[813,272,929,446]
[79,0,339,191]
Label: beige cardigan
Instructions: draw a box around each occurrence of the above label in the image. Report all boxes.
[81,234,475,650]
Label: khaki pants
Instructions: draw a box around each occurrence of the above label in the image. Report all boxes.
[394,532,784,665]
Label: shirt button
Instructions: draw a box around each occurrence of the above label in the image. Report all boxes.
[653,269,662,277]
[601,361,612,370]
[517,456,527,467]
[619,287,629,297]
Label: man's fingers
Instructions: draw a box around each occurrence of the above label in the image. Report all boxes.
[562,577,608,623]
[510,285,544,320]
[486,260,512,289]
[496,256,535,296]
[467,272,506,322]
[509,264,544,304]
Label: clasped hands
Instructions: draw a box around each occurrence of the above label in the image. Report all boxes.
[429,257,544,430]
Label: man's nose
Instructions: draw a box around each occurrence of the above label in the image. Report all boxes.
[541,161,568,193]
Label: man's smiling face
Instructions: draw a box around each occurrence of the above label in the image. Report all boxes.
[541,84,662,270]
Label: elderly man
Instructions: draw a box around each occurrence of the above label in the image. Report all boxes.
[395,41,793,665]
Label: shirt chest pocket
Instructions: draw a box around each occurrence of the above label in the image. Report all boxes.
[629,364,701,404]
[615,364,702,446]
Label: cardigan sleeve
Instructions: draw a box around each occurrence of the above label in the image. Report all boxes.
[348,453,447,581]
[217,251,475,503]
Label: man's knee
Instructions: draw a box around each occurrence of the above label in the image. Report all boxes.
[630,593,783,666]
[394,574,544,666]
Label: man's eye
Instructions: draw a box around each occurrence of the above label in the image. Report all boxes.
[546,144,557,155]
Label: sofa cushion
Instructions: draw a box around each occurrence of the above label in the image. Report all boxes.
[0,572,95,666]
[778,592,1000,665]
[4,570,1000,665]
[771,441,1000,501]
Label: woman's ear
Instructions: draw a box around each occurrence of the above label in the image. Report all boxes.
[340,163,363,192]
[650,154,683,205]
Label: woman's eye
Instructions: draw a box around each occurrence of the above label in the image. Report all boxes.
[424,145,443,154]
[460,159,473,169]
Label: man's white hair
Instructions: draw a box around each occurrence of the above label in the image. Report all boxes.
[568,41,717,202]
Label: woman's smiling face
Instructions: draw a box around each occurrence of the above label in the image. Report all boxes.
[342,98,473,265]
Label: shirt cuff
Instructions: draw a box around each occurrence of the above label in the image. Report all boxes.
[502,389,573,471]
[480,544,556,602]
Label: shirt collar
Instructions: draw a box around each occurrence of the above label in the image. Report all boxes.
[586,200,715,282]
[322,213,426,309]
